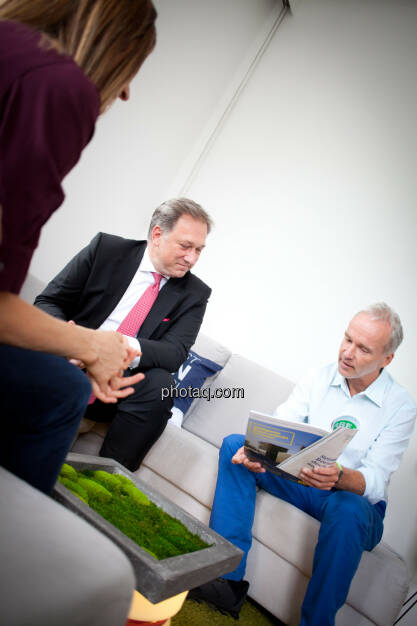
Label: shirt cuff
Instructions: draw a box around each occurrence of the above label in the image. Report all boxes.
[126,335,141,369]
[359,466,385,505]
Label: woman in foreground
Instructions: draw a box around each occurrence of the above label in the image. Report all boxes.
[0,0,157,492]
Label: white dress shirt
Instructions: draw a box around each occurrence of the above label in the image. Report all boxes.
[99,247,168,368]
[273,363,416,504]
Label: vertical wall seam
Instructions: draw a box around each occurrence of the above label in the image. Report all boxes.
[178,2,289,196]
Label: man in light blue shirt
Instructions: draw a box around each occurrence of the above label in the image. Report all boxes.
[189,303,416,625]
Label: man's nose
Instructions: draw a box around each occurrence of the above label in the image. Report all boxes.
[184,250,198,266]
[344,343,354,357]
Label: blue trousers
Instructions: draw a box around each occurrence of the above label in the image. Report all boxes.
[0,345,91,494]
[210,435,385,626]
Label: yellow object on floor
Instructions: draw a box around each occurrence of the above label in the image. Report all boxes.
[128,589,188,622]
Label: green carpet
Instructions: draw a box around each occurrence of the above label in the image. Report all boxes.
[171,598,284,625]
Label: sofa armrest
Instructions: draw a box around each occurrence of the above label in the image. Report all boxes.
[0,468,135,626]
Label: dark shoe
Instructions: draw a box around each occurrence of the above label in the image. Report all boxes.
[188,577,249,619]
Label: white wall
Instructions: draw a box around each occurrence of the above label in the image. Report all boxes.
[29,0,277,281]
[181,0,417,574]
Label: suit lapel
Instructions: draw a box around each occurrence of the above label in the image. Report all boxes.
[90,243,146,328]
[138,277,184,339]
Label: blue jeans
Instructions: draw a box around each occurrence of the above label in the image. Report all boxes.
[0,345,91,494]
[210,434,385,626]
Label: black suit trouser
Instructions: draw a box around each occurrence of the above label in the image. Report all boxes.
[84,368,174,471]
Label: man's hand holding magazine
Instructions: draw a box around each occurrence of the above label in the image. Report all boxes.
[231,446,266,473]
[299,464,340,490]
[232,444,342,489]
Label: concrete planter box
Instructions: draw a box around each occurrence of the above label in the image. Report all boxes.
[53,452,242,603]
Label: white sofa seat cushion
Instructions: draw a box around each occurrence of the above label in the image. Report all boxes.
[343,542,409,626]
[253,490,318,574]
[137,423,220,510]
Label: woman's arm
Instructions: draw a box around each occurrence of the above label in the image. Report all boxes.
[0,292,143,402]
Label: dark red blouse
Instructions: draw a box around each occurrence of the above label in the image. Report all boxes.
[0,20,100,294]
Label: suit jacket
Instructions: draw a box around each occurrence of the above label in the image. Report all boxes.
[34,232,211,372]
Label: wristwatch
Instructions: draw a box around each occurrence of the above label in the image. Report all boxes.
[336,462,344,483]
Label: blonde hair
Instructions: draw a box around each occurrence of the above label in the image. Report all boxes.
[0,0,157,111]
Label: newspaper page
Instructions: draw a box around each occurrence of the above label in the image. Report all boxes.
[244,411,357,481]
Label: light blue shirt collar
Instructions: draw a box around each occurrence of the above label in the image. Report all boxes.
[330,367,389,408]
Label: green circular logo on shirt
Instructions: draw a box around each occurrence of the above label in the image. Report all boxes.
[332,416,359,431]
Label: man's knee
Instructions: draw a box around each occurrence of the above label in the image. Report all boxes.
[42,363,91,436]
[120,368,174,418]
[144,367,174,389]
[19,355,91,432]
[144,368,174,409]
[324,492,375,534]
[50,360,91,415]
[1,347,91,413]
[220,434,245,461]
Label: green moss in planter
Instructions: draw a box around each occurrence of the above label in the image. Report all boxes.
[58,464,210,560]
[60,463,78,482]
[77,476,113,503]
[58,476,89,505]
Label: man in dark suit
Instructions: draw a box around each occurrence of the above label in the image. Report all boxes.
[35,198,212,471]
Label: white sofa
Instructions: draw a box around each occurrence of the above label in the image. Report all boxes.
[0,468,135,626]
[73,332,410,626]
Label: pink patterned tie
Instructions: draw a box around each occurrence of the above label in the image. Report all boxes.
[117,272,163,336]
[87,272,163,404]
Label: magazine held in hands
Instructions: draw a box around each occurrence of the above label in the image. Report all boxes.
[244,411,358,484]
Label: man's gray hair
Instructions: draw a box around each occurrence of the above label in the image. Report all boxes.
[148,198,213,238]
[360,302,403,354]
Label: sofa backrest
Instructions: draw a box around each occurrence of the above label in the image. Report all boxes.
[20,273,45,303]
[184,334,294,449]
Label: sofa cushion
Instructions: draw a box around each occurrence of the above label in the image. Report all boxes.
[184,353,294,448]
[20,273,45,303]
[137,423,220,510]
[190,333,232,368]
[168,333,233,427]
[170,350,223,427]
[253,490,318,574]
[345,542,409,626]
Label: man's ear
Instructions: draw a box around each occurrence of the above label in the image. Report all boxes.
[383,352,394,368]
[151,225,163,246]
